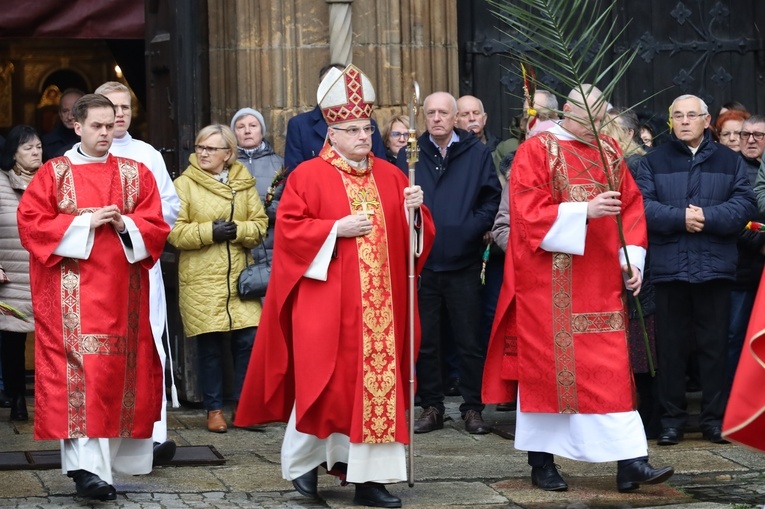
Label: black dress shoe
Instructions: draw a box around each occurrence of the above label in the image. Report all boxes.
[413,406,443,433]
[0,390,11,408]
[657,427,682,445]
[68,470,113,499]
[531,463,568,491]
[495,401,516,412]
[153,440,177,466]
[463,410,491,434]
[353,482,402,508]
[702,426,730,444]
[292,467,319,499]
[616,459,674,492]
[9,395,28,421]
[97,485,117,501]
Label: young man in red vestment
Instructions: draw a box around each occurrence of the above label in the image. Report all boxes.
[17,94,169,501]
[483,85,673,493]
[234,65,434,508]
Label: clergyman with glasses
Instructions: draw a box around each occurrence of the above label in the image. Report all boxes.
[234,64,434,508]
[636,94,757,447]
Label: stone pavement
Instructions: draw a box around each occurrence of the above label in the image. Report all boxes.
[2,398,765,508]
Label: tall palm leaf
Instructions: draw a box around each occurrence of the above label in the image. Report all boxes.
[488,0,655,374]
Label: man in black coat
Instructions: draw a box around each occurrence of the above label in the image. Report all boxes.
[636,94,757,447]
[41,88,85,162]
[397,91,501,435]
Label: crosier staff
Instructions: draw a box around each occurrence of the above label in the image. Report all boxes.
[406,79,421,488]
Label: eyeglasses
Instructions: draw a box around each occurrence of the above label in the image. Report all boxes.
[331,125,375,136]
[719,131,741,139]
[740,131,765,141]
[671,112,706,122]
[390,131,409,140]
[194,145,228,154]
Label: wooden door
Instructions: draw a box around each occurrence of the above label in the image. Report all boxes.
[145,0,210,403]
[458,0,765,142]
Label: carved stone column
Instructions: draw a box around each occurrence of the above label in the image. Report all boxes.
[206,0,459,154]
[326,0,353,66]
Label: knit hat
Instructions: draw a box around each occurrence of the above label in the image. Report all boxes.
[317,64,375,126]
[230,107,267,137]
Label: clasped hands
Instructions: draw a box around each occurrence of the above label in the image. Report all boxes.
[89,205,125,233]
[337,186,423,238]
[212,219,237,243]
[685,204,704,233]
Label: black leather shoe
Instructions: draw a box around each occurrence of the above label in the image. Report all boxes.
[68,470,113,499]
[463,410,491,434]
[353,482,402,508]
[9,395,27,421]
[531,463,568,491]
[414,407,443,433]
[292,467,319,499]
[153,440,177,466]
[657,427,682,445]
[97,485,117,501]
[702,426,730,444]
[495,401,516,412]
[616,459,674,492]
[0,390,11,408]
[444,378,460,396]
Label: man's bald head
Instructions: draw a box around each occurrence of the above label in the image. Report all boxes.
[562,84,607,143]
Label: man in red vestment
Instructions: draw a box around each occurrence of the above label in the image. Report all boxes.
[483,85,673,493]
[17,94,169,501]
[234,65,434,508]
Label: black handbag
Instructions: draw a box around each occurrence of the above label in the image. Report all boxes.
[237,226,270,300]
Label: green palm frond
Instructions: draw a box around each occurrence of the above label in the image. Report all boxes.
[488,0,638,98]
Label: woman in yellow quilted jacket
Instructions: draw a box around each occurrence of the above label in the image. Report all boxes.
[168,124,268,433]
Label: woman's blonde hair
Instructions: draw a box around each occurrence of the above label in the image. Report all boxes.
[195,124,238,166]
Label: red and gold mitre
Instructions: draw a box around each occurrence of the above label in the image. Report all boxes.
[317,64,376,126]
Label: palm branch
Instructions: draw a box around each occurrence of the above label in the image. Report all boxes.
[488,0,655,374]
[0,302,30,322]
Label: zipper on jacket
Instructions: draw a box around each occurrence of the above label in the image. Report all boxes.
[224,187,236,330]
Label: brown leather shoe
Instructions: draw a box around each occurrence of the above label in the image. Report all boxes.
[463,409,491,434]
[207,409,228,433]
[413,407,444,433]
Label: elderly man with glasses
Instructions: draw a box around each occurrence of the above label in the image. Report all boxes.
[235,64,434,508]
[636,94,757,447]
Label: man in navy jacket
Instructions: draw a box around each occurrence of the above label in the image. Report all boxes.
[636,94,757,447]
[397,91,502,435]
[284,64,386,175]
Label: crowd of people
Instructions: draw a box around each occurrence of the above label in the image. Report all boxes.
[2,63,765,507]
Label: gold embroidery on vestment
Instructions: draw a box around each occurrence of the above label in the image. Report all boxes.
[541,133,625,414]
[54,158,143,438]
[335,163,398,444]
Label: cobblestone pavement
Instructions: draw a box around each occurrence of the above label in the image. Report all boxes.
[2,399,765,508]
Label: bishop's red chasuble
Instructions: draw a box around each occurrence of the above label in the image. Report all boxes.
[235,146,434,444]
[723,273,765,450]
[484,133,647,414]
[17,155,169,440]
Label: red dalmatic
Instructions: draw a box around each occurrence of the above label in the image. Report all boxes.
[17,156,169,440]
[235,146,434,444]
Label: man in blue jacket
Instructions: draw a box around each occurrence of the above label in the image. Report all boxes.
[636,94,757,447]
[283,63,386,175]
[397,91,502,434]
